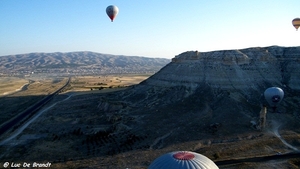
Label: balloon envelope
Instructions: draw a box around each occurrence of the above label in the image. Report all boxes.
[106,5,119,22]
[264,87,284,107]
[148,151,219,169]
[292,18,300,30]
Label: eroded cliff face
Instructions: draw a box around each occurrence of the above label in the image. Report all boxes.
[145,46,300,93]
[101,46,300,119]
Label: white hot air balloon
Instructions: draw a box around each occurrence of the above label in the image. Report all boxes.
[148,151,219,169]
[264,87,284,111]
[106,5,119,22]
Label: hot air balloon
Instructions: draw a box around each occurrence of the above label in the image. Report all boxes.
[264,87,284,112]
[148,151,219,169]
[106,5,119,22]
[292,18,300,31]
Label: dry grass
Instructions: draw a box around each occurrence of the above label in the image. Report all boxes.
[0,77,69,97]
[0,77,69,126]
[0,77,28,96]
[22,78,68,96]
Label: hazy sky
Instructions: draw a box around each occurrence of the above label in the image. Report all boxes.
[0,0,299,58]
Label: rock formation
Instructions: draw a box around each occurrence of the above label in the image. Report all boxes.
[130,46,300,110]
[147,46,300,91]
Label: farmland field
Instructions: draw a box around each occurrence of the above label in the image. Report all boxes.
[68,74,152,92]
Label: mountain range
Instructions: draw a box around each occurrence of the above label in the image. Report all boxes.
[0,52,170,75]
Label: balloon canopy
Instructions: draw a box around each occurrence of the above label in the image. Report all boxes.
[292,18,300,31]
[148,151,219,169]
[264,87,284,107]
[106,5,119,22]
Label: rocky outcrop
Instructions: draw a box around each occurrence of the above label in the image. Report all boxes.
[145,46,300,93]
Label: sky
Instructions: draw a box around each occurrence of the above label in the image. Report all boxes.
[0,0,299,58]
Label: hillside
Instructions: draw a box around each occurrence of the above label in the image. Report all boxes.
[1,46,300,168]
[0,52,170,76]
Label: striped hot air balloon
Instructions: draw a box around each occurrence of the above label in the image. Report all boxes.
[148,151,219,169]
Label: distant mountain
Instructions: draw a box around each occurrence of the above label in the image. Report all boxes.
[0,52,170,75]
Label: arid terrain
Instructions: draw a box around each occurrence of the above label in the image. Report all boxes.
[0,77,29,96]
[0,47,300,169]
[0,75,299,169]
